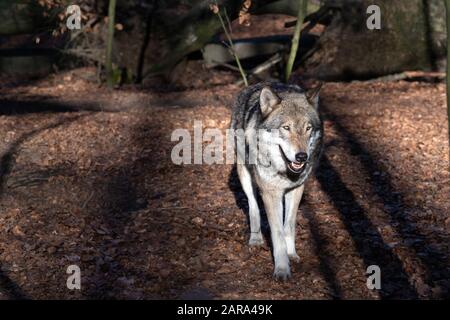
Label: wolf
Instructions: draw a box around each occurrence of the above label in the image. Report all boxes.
[231,82,323,280]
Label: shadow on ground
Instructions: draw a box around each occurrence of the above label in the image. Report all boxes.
[322,103,449,298]
[0,98,103,115]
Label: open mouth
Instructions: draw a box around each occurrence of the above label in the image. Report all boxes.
[279,146,307,174]
[287,161,306,174]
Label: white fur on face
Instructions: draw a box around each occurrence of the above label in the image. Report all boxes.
[259,129,287,171]
[278,139,297,162]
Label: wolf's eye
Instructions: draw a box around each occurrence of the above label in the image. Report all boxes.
[282,125,290,131]
[306,126,312,132]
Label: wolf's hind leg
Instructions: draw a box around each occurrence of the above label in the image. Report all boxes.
[284,185,304,263]
[237,164,264,246]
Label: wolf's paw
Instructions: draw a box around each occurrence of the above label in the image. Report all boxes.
[273,266,291,281]
[248,233,264,247]
[288,253,301,263]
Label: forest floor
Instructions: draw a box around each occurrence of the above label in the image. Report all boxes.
[0,66,449,299]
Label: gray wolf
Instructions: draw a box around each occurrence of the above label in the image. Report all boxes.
[231,82,323,280]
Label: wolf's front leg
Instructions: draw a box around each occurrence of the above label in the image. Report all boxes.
[284,185,304,263]
[261,189,290,280]
[237,164,264,246]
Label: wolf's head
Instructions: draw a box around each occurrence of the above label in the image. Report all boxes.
[258,84,322,176]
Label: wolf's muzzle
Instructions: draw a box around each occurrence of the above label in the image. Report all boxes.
[279,146,307,174]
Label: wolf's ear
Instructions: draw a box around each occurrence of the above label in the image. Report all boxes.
[306,82,323,109]
[260,86,280,117]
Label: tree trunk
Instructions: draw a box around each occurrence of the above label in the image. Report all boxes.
[303,0,445,80]
[106,0,117,88]
[445,0,450,159]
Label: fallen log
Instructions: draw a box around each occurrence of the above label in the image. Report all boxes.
[141,0,319,78]
[202,35,289,67]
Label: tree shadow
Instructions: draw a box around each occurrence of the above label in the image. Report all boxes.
[83,117,205,299]
[322,103,449,298]
[0,114,89,197]
[0,98,102,115]
[315,155,418,299]
[302,199,342,299]
[83,170,149,299]
[0,112,91,300]
[0,271,29,300]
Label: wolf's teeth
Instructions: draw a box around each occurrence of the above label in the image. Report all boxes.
[290,162,303,170]
[289,161,305,171]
